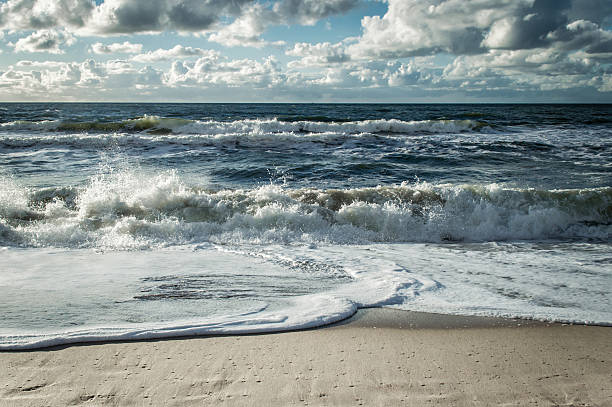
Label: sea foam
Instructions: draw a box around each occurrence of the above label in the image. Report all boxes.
[1,170,609,249]
[0,116,486,135]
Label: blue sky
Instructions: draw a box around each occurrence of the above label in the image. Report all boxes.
[1,0,611,102]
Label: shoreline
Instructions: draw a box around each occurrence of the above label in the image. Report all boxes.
[1,309,610,406]
[0,308,557,352]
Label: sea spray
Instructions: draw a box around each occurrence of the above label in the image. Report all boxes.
[1,169,609,249]
[0,117,487,135]
[1,103,611,348]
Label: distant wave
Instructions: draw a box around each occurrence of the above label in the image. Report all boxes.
[1,171,609,249]
[0,116,489,137]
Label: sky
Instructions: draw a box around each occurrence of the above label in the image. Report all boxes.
[0,0,611,102]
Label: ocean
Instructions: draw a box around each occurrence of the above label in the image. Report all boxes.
[0,103,610,349]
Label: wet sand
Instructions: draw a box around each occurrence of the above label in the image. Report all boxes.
[1,309,610,406]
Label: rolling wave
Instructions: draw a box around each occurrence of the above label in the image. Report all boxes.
[0,116,488,136]
[1,171,609,249]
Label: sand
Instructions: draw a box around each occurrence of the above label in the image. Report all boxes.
[1,309,610,406]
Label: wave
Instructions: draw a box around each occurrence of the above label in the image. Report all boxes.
[0,116,488,137]
[1,171,609,249]
[0,130,385,149]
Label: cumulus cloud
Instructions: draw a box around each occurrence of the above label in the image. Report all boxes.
[206,0,359,48]
[441,47,609,94]
[549,20,612,55]
[348,0,520,58]
[84,0,251,34]
[286,41,350,67]
[0,57,169,99]
[16,60,67,68]
[0,0,95,31]
[1,0,361,48]
[13,29,75,53]
[132,45,217,62]
[90,41,143,54]
[164,54,285,88]
[1,0,611,101]
[275,0,608,97]
[349,0,612,59]
[3,52,291,98]
[207,4,283,48]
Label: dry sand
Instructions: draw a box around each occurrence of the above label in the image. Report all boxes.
[1,309,610,406]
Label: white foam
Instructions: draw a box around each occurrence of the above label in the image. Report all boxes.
[0,119,60,131]
[0,245,420,349]
[0,117,486,137]
[1,171,610,249]
[176,118,485,135]
[1,241,609,350]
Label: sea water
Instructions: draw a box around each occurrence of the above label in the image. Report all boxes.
[0,103,610,349]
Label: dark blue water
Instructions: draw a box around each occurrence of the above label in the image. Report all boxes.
[1,103,611,348]
[1,103,610,190]
[0,103,610,248]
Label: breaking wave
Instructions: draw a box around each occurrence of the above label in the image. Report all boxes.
[1,171,609,249]
[0,116,488,137]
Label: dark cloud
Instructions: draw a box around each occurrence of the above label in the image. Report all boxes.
[566,0,612,26]
[274,0,360,24]
[95,0,254,34]
[13,29,75,54]
[0,0,360,36]
[0,0,95,30]
[484,0,572,50]
[446,27,486,55]
[541,19,612,57]
[102,0,166,33]
[352,0,612,59]
[166,3,217,31]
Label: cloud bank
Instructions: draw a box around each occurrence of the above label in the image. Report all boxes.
[0,0,611,101]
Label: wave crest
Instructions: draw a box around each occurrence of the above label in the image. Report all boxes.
[0,116,487,136]
[0,171,609,249]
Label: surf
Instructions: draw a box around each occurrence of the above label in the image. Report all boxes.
[1,170,610,249]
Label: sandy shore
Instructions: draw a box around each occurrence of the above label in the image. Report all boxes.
[1,309,610,406]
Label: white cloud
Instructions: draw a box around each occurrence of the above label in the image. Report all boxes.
[90,41,143,54]
[16,60,67,68]
[206,0,356,48]
[349,0,612,59]
[3,52,288,98]
[349,0,527,58]
[105,59,135,74]
[441,47,608,93]
[286,42,350,67]
[13,29,75,54]
[0,58,168,99]
[132,45,217,63]
[164,54,285,88]
[1,1,611,101]
[1,0,361,51]
[596,74,612,92]
[207,4,281,48]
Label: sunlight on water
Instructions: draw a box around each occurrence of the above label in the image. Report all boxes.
[1,103,610,348]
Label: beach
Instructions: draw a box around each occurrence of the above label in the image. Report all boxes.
[1,103,610,405]
[1,0,612,401]
[2,309,610,406]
